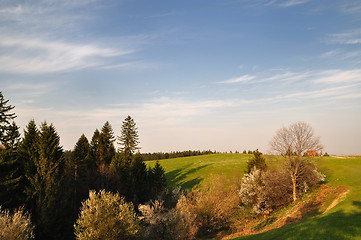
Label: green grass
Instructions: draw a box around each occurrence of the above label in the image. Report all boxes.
[147,153,251,189]
[147,154,361,239]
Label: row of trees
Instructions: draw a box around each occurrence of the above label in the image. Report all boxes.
[141,150,215,161]
[0,92,166,240]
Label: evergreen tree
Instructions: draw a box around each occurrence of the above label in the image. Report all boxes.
[0,92,16,145]
[99,121,115,165]
[117,116,140,163]
[129,153,149,204]
[0,122,22,209]
[31,122,70,240]
[0,92,23,209]
[150,161,167,198]
[18,120,39,210]
[67,134,91,213]
[246,149,267,174]
[89,129,101,167]
[89,123,116,166]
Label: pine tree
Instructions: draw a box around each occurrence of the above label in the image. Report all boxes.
[117,116,140,163]
[0,122,22,209]
[129,153,149,204]
[68,134,91,211]
[18,120,39,210]
[89,123,116,166]
[0,92,16,145]
[0,92,23,209]
[99,121,115,165]
[150,161,167,198]
[31,122,70,240]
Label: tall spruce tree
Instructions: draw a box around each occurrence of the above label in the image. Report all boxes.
[150,161,167,198]
[0,92,16,145]
[117,116,140,163]
[18,120,39,211]
[99,121,115,165]
[69,135,91,204]
[129,153,149,204]
[0,92,23,209]
[32,122,70,240]
[89,122,115,166]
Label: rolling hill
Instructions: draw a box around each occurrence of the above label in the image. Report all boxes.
[147,154,361,239]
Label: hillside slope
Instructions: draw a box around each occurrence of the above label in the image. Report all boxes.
[147,154,361,239]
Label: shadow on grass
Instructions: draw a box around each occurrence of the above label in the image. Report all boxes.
[165,163,213,190]
[236,201,361,240]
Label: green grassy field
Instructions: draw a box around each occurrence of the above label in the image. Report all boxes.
[147,154,361,239]
[147,153,251,189]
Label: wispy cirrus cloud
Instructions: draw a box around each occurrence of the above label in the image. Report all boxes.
[329,29,361,45]
[241,0,310,8]
[314,69,361,83]
[278,0,310,7]
[218,74,255,84]
[0,35,133,74]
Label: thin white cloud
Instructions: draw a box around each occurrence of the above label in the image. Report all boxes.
[333,93,361,100]
[278,0,309,7]
[314,69,361,83]
[329,29,361,45]
[242,0,309,8]
[340,1,361,14]
[0,35,132,73]
[218,74,255,84]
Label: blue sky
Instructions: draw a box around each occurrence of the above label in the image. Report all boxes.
[1,0,361,154]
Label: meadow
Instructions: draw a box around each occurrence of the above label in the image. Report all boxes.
[147,154,361,239]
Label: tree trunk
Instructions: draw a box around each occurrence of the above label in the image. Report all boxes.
[291,175,297,202]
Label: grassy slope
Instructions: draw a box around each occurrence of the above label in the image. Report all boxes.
[147,153,250,189]
[234,156,361,240]
[147,154,361,240]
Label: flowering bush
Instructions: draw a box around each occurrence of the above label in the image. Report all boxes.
[0,206,34,240]
[74,190,140,240]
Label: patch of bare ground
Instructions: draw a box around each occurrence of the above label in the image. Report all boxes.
[222,184,349,240]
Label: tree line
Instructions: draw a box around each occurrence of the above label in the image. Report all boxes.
[140,150,215,161]
[0,92,166,240]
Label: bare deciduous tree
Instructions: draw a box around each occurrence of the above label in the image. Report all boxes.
[270,122,323,202]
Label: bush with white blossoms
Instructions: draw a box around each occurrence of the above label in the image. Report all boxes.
[0,206,34,240]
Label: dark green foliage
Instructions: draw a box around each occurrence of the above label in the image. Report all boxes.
[0,93,24,210]
[150,161,166,198]
[130,153,149,205]
[246,149,267,174]
[117,116,140,163]
[18,120,39,210]
[29,122,71,239]
[99,121,116,165]
[0,122,23,209]
[66,134,92,216]
[89,122,115,166]
[0,92,16,144]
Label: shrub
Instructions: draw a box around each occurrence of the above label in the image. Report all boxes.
[74,190,140,240]
[240,161,325,214]
[0,206,34,240]
[245,149,267,174]
[187,176,240,236]
[139,198,196,240]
